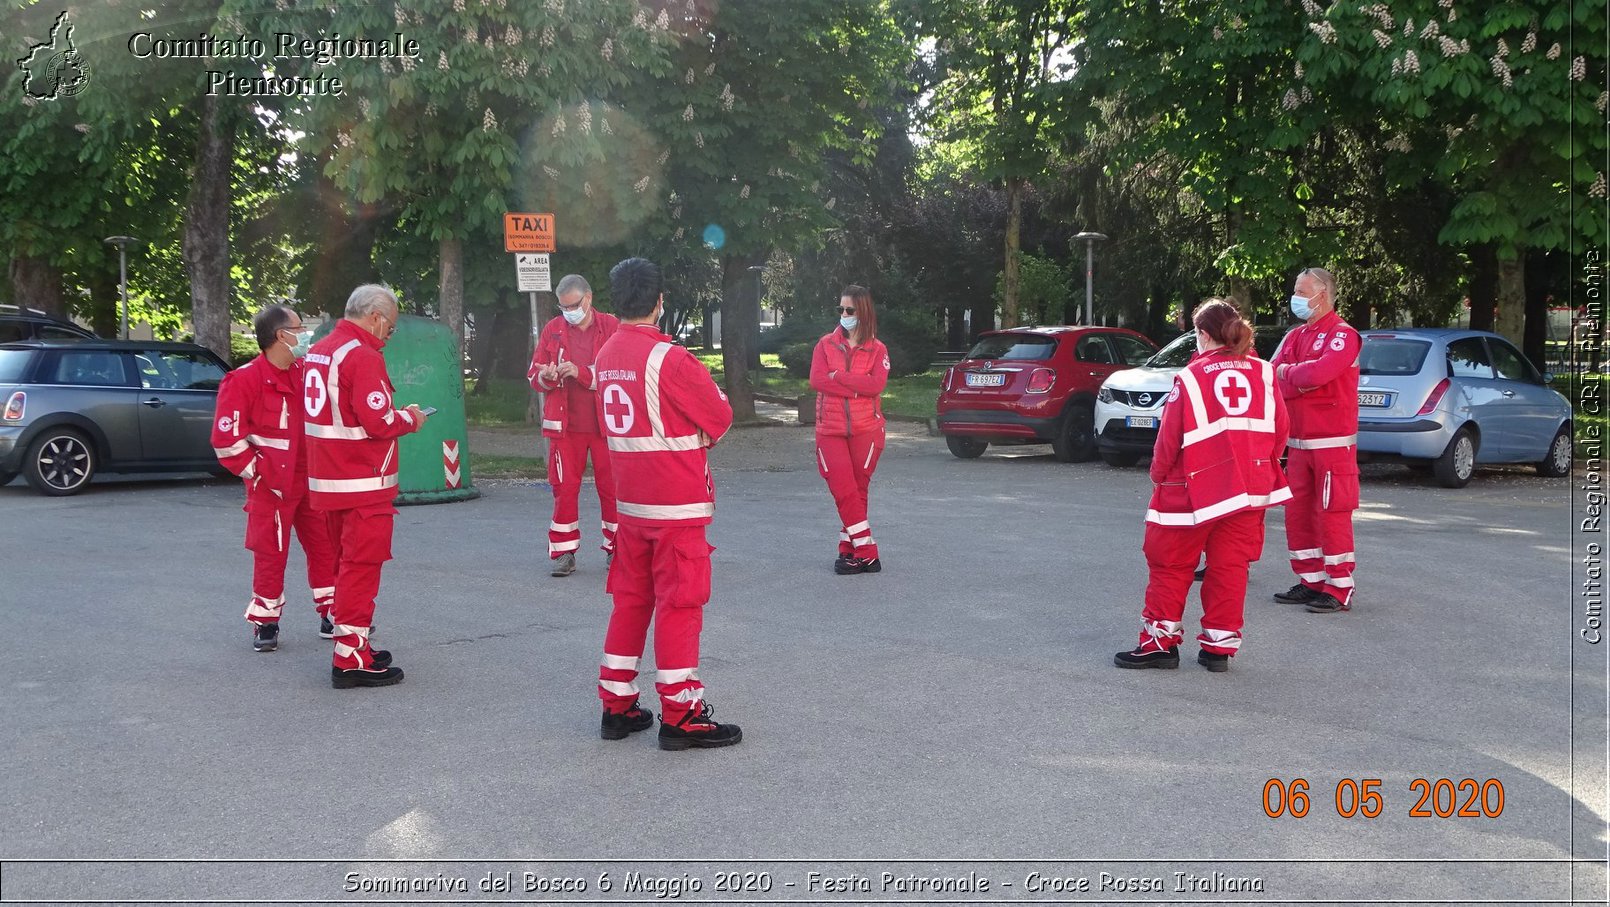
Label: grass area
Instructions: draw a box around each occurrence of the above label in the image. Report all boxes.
[883,371,944,421]
[470,453,546,480]
[465,378,532,426]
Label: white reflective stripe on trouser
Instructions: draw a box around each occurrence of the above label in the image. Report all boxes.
[550,520,580,533]
[657,667,699,685]
[1325,576,1356,588]
[1323,552,1356,565]
[617,501,715,521]
[1143,619,1182,640]
[852,536,876,548]
[1287,434,1357,450]
[607,433,706,453]
[246,434,290,450]
[1295,571,1327,582]
[602,653,641,671]
[1289,548,1323,560]
[601,521,618,533]
[550,540,581,553]
[1199,628,1242,651]
[844,520,870,536]
[599,679,639,697]
[245,595,285,620]
[308,474,399,493]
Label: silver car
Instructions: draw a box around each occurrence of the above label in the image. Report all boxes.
[0,339,231,495]
[1356,328,1572,487]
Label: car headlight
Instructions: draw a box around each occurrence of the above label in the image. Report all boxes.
[1097,387,1113,404]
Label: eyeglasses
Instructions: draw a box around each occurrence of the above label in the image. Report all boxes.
[838,306,857,315]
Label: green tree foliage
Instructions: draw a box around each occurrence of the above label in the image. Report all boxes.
[994,251,1069,325]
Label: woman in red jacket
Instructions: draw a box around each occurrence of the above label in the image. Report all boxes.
[809,285,891,575]
[1114,299,1291,673]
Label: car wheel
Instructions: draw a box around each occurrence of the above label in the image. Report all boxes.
[1536,426,1572,478]
[1100,449,1140,467]
[1051,404,1097,463]
[24,428,96,496]
[1432,426,1476,489]
[946,436,987,459]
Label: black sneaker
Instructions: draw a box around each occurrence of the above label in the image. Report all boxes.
[551,552,577,577]
[857,557,882,574]
[1114,644,1180,669]
[252,622,279,652]
[319,615,335,638]
[834,555,864,575]
[1198,650,1230,672]
[331,665,404,688]
[658,702,743,751]
[1305,592,1351,613]
[600,700,655,740]
[1273,583,1320,604]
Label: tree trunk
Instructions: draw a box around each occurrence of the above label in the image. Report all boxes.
[1494,253,1525,344]
[86,268,119,339]
[1467,244,1497,332]
[1522,254,1550,369]
[9,255,65,317]
[1002,176,1023,328]
[438,236,465,357]
[719,253,763,421]
[488,302,532,381]
[1145,284,1171,339]
[183,92,235,359]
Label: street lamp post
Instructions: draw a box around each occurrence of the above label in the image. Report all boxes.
[1073,231,1108,325]
[103,236,137,340]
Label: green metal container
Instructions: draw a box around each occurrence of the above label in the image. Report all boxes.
[384,314,479,504]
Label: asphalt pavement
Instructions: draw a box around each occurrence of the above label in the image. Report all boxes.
[0,419,1603,905]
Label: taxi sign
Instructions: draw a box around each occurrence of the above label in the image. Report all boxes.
[504,212,555,253]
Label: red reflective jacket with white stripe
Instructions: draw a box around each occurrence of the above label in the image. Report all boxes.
[301,320,421,510]
[1146,349,1292,527]
[1270,310,1360,445]
[594,323,733,528]
[211,354,306,497]
[527,311,621,437]
[809,328,889,438]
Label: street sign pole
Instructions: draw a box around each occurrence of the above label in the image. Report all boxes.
[505,214,556,462]
[529,289,546,460]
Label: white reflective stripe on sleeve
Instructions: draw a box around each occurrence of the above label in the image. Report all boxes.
[549,540,581,553]
[598,679,639,696]
[542,419,563,431]
[844,520,870,535]
[306,423,369,440]
[1287,434,1358,450]
[1323,552,1356,565]
[1289,548,1323,560]
[215,440,249,458]
[396,409,414,425]
[1296,571,1328,582]
[656,667,699,684]
[607,434,705,453]
[662,687,704,704]
[601,653,641,671]
[308,474,399,494]
[617,501,715,521]
[550,520,581,533]
[852,536,876,547]
[246,435,290,450]
[645,341,674,440]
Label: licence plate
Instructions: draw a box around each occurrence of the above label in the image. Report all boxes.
[1125,416,1157,429]
[1358,391,1389,407]
[965,372,1005,387]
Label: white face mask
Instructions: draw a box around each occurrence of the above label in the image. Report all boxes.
[840,315,859,332]
[562,306,587,326]
[283,329,313,358]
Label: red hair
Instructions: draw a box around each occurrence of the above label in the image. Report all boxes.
[841,285,877,345]
[1192,298,1254,357]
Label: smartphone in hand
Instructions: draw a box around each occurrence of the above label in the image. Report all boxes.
[417,406,438,417]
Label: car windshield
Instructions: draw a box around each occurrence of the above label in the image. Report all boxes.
[1146,332,1196,369]
[0,349,29,383]
[966,334,1057,361]
[1359,338,1432,375]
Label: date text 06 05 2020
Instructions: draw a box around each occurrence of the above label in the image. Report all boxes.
[1261,778,1505,819]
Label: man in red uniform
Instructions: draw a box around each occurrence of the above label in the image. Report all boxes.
[1269,267,1361,613]
[527,274,620,577]
[212,305,335,653]
[592,257,742,750]
[303,285,428,688]
[1116,299,1290,672]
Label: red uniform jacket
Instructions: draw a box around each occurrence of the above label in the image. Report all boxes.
[594,323,733,527]
[1270,311,1360,447]
[527,311,621,438]
[302,320,421,510]
[211,354,306,498]
[809,329,890,437]
[1147,349,1291,526]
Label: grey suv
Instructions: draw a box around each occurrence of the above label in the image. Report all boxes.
[0,340,231,495]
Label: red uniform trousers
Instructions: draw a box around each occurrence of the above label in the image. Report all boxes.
[244,485,335,625]
[815,430,884,558]
[597,524,713,724]
[546,430,617,558]
[1284,446,1358,606]
[1137,508,1266,656]
[325,506,394,670]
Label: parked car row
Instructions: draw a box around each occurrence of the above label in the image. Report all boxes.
[936,324,1573,489]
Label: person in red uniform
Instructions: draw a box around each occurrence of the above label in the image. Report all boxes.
[1115,299,1291,672]
[212,305,335,653]
[1269,267,1361,613]
[303,285,428,688]
[809,285,890,575]
[527,274,621,577]
[592,257,742,750]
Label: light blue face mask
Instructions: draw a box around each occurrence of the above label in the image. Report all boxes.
[840,315,859,332]
[1290,295,1313,320]
[284,329,313,358]
[562,306,587,325]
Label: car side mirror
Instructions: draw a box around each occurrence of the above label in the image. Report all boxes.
[1543,371,1555,384]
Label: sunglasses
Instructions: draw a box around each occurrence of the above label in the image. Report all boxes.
[838,306,857,315]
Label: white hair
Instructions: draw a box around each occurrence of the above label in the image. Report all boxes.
[345,284,399,319]
[555,274,591,299]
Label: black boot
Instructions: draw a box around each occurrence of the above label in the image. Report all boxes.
[252,622,279,653]
[600,700,655,740]
[857,557,882,574]
[1197,649,1230,672]
[834,554,864,575]
[658,702,743,751]
[1114,644,1180,669]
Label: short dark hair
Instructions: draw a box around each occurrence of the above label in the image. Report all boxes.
[609,257,663,319]
[253,304,297,350]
